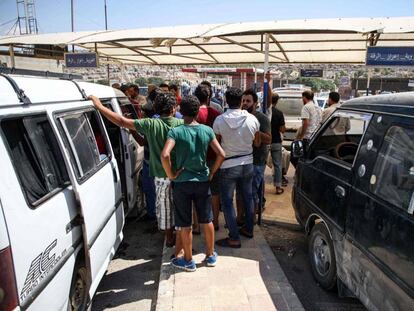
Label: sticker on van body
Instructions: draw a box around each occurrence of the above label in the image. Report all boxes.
[20,239,66,302]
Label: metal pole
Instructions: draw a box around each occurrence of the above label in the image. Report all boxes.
[366,68,371,96]
[71,0,74,52]
[104,0,110,85]
[263,33,270,114]
[9,45,15,68]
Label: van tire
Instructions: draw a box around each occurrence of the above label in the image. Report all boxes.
[309,223,337,291]
[68,266,88,311]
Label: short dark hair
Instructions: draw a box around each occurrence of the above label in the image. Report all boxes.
[225,87,243,109]
[154,92,177,116]
[128,83,139,93]
[272,93,279,104]
[200,80,212,97]
[194,84,210,104]
[180,95,200,117]
[242,89,258,103]
[329,91,340,103]
[302,90,314,100]
[148,87,162,101]
[169,83,179,92]
[159,83,169,88]
[120,84,129,93]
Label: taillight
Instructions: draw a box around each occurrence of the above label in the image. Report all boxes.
[0,247,18,311]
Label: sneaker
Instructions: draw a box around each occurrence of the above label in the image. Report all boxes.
[171,257,196,272]
[205,251,218,267]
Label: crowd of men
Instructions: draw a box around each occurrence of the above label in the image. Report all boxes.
[90,79,342,272]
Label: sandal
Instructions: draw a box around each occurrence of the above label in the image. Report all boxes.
[276,187,284,195]
[215,238,241,248]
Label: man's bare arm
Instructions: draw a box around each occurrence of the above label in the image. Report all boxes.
[89,95,136,130]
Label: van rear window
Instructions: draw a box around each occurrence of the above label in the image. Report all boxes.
[1,115,70,206]
[277,97,303,116]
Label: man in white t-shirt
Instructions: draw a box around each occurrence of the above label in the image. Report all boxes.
[213,87,260,248]
[297,90,321,140]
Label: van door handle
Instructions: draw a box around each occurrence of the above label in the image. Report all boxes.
[335,185,346,198]
[112,167,118,183]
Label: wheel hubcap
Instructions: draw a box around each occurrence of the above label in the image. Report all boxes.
[313,235,331,277]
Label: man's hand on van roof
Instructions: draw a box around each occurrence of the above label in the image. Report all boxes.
[88,95,136,131]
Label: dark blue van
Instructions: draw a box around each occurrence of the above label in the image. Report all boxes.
[291,93,414,310]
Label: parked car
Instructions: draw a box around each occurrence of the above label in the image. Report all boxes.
[0,74,124,311]
[291,92,414,310]
[77,81,145,217]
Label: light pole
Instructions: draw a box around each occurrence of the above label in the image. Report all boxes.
[104,0,110,85]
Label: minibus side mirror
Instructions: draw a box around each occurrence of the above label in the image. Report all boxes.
[291,140,306,159]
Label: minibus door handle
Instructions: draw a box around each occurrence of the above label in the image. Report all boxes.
[112,167,118,183]
[335,185,346,198]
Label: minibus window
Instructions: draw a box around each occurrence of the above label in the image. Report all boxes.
[60,110,110,179]
[2,115,70,205]
[309,116,366,165]
[371,126,414,213]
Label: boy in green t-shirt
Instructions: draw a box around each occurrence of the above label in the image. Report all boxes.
[161,95,225,272]
[89,93,183,247]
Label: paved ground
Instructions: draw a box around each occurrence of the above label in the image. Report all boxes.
[92,218,164,311]
[92,164,365,311]
[156,215,304,311]
[262,166,365,311]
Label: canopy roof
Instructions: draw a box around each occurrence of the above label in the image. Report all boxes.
[1,17,414,65]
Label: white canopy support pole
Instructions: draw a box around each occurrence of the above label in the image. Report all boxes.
[366,67,372,96]
[9,44,15,68]
[263,33,270,114]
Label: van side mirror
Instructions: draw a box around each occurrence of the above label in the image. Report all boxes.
[291,140,305,159]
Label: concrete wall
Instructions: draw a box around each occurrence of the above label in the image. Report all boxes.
[0,55,64,72]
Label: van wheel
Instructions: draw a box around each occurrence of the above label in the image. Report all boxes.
[68,266,88,311]
[309,223,337,290]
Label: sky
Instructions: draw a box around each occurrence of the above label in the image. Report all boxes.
[0,0,413,35]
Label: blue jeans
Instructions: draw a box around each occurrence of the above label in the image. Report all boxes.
[271,143,282,187]
[220,164,254,241]
[141,161,156,218]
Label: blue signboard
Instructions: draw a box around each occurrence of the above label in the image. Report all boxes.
[65,52,98,68]
[366,47,414,66]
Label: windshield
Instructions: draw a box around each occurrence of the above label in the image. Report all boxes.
[277,97,303,116]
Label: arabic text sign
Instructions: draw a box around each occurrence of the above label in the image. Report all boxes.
[366,47,414,66]
[300,69,323,77]
[65,53,98,68]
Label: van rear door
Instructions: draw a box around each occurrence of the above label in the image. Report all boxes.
[56,107,124,297]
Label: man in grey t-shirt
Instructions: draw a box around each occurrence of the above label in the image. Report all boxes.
[297,90,321,140]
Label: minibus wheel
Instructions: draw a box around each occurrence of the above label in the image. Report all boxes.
[309,223,337,290]
[69,266,88,311]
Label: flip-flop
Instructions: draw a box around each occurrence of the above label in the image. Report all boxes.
[215,238,241,248]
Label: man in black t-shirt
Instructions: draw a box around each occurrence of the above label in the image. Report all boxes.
[270,94,286,194]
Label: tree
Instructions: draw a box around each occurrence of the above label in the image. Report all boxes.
[135,77,148,86]
[96,79,109,86]
[146,77,164,86]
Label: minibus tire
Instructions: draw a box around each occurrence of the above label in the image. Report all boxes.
[309,223,337,291]
[68,266,88,311]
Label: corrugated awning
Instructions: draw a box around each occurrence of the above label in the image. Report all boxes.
[1,17,413,65]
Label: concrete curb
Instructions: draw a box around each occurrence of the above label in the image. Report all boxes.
[155,224,304,311]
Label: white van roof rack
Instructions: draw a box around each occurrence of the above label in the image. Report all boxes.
[0,67,83,80]
[0,73,31,104]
